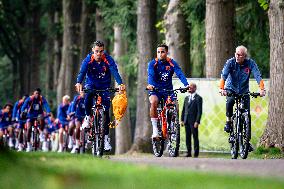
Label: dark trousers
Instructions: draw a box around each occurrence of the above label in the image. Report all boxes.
[185,124,199,157]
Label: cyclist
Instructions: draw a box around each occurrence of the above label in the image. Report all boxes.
[146,44,190,138]
[21,88,51,152]
[69,90,86,153]
[12,95,29,151]
[56,95,71,153]
[0,103,13,147]
[219,45,266,150]
[75,40,125,151]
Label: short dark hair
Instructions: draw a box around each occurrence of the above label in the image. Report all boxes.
[35,88,41,94]
[92,40,104,48]
[4,103,13,109]
[157,44,168,52]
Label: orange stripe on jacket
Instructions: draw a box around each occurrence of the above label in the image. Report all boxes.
[219,78,225,89]
[259,80,265,90]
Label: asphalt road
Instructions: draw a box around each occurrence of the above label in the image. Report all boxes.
[110,155,284,178]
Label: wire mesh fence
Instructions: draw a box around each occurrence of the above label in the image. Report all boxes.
[173,78,269,152]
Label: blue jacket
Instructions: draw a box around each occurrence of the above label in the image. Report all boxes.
[57,103,70,125]
[0,110,12,128]
[21,95,51,118]
[221,57,263,94]
[148,58,189,89]
[70,95,85,119]
[77,52,123,89]
[12,99,26,122]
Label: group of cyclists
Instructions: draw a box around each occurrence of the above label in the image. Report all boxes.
[0,41,266,157]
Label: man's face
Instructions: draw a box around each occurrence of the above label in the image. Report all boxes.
[92,46,104,62]
[4,106,11,113]
[157,47,168,60]
[188,84,196,94]
[235,49,246,64]
[33,91,40,98]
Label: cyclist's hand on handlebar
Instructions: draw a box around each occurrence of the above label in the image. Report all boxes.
[259,89,266,97]
[180,121,185,127]
[75,83,82,93]
[146,84,155,90]
[219,89,227,96]
[118,84,126,93]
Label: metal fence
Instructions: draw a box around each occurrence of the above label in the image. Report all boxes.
[173,78,269,152]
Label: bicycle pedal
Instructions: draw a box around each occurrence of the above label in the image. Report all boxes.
[228,136,234,143]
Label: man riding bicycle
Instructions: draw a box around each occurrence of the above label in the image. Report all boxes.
[21,88,51,152]
[0,103,13,148]
[75,40,125,151]
[219,45,266,151]
[146,44,190,138]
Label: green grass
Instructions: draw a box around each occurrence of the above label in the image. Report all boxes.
[1,149,284,189]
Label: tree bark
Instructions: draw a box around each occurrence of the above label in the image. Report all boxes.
[130,0,157,153]
[53,11,62,93]
[260,0,284,151]
[205,0,235,78]
[58,0,82,103]
[95,8,109,51]
[113,25,132,154]
[164,0,191,77]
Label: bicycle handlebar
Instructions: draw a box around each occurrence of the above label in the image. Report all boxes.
[83,88,119,93]
[226,91,260,98]
[145,87,188,93]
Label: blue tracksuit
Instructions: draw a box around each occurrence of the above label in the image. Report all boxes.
[57,103,70,126]
[221,57,263,94]
[12,99,26,128]
[70,95,86,122]
[0,110,12,129]
[77,52,123,89]
[148,58,189,89]
[21,95,51,119]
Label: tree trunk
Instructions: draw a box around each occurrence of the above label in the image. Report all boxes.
[259,0,284,151]
[130,0,157,153]
[58,0,82,103]
[80,0,96,61]
[53,11,62,94]
[113,25,132,154]
[164,0,191,77]
[95,8,109,51]
[205,0,235,78]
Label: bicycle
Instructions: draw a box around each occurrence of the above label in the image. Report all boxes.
[225,91,260,159]
[83,88,119,157]
[147,87,187,157]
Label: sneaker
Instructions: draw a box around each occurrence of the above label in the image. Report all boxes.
[82,116,91,129]
[8,138,14,148]
[26,143,32,152]
[39,133,45,142]
[224,121,232,133]
[17,144,23,152]
[104,137,112,151]
[57,145,63,153]
[70,146,78,154]
[248,143,254,152]
[68,138,73,149]
[42,142,48,152]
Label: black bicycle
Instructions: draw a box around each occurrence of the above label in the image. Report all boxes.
[84,88,118,157]
[147,87,187,157]
[226,91,260,159]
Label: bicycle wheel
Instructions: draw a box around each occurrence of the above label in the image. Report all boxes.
[239,113,250,159]
[80,128,86,154]
[167,108,180,157]
[152,114,164,157]
[33,129,39,151]
[230,115,239,159]
[93,109,105,157]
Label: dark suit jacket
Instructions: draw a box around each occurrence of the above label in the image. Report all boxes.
[181,94,203,126]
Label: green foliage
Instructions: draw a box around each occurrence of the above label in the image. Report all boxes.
[258,0,269,10]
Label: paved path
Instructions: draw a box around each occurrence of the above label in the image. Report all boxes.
[110,155,284,178]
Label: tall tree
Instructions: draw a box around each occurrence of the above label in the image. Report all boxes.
[131,0,157,153]
[113,25,132,154]
[205,0,235,78]
[57,0,82,103]
[164,0,190,77]
[260,0,284,150]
